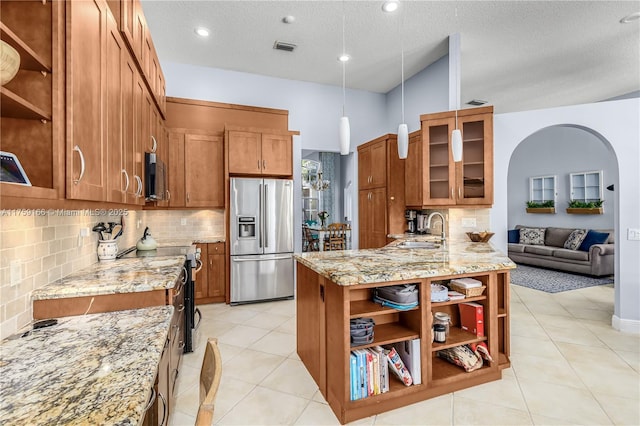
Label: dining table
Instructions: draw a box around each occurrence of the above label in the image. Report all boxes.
[307,224,352,251]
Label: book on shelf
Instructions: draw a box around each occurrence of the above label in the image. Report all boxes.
[385,346,413,386]
[373,345,389,393]
[459,302,484,337]
[393,339,421,385]
[366,348,380,395]
[447,290,465,300]
[350,353,359,401]
[353,349,368,399]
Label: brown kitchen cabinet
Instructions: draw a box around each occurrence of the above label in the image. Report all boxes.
[404,130,423,207]
[195,243,226,303]
[227,128,293,177]
[357,134,406,249]
[407,106,494,208]
[167,130,224,208]
[0,0,64,204]
[66,0,109,202]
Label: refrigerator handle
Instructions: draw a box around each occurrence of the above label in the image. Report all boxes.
[264,183,269,249]
[259,183,263,248]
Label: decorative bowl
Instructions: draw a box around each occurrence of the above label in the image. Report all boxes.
[1,40,21,86]
[466,231,494,243]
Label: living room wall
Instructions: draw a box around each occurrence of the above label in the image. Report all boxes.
[507,125,617,229]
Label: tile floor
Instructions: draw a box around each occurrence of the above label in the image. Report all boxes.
[169,284,640,425]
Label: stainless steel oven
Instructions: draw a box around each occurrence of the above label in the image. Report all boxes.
[116,245,201,353]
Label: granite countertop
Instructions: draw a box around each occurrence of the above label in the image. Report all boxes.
[31,256,185,301]
[0,306,173,426]
[294,239,516,286]
[156,236,225,247]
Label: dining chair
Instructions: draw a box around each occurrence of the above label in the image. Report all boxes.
[195,338,222,426]
[323,223,347,251]
[303,224,320,252]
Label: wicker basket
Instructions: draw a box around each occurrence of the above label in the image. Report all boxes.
[449,281,486,297]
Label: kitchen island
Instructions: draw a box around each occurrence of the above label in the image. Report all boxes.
[0,306,173,425]
[294,239,515,424]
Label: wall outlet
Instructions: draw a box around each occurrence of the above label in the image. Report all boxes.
[462,218,477,228]
[10,260,21,287]
[628,228,640,241]
[181,218,187,226]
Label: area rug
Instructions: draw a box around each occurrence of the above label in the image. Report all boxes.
[510,264,614,293]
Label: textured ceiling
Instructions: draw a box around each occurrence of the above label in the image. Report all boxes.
[142,1,640,113]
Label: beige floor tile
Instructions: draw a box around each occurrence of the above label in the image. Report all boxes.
[260,358,319,399]
[530,414,583,425]
[221,348,286,384]
[173,363,200,397]
[614,349,640,372]
[453,373,528,411]
[210,307,261,324]
[375,394,453,425]
[249,330,297,357]
[531,312,586,330]
[543,324,606,347]
[564,306,614,322]
[173,376,200,420]
[216,342,245,366]
[293,401,375,425]
[216,324,270,348]
[510,334,561,358]
[518,378,611,425]
[289,350,301,361]
[312,390,328,404]
[217,386,309,425]
[243,311,291,330]
[526,301,572,317]
[453,396,532,425]
[586,324,640,352]
[169,408,196,426]
[265,299,297,317]
[197,318,236,341]
[593,392,640,425]
[510,353,585,389]
[212,376,256,422]
[570,361,640,399]
[276,316,297,335]
[556,342,633,371]
[511,320,549,339]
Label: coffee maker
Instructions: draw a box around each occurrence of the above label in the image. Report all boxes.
[405,210,418,234]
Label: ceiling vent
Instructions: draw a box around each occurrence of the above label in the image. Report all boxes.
[467,99,488,106]
[273,41,297,52]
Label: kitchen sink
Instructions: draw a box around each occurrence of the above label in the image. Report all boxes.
[396,241,441,249]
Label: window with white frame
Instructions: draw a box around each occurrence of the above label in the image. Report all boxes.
[529,175,557,203]
[570,170,603,202]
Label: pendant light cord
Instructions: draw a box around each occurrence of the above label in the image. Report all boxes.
[400,7,405,123]
[342,1,346,117]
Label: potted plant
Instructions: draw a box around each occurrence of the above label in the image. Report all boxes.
[566,199,604,214]
[318,211,329,227]
[526,200,556,214]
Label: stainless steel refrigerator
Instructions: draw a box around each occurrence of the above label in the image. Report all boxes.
[230,178,294,304]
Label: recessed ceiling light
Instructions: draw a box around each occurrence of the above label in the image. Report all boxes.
[338,54,351,62]
[194,27,210,37]
[282,15,295,24]
[620,12,640,23]
[382,1,399,13]
[467,99,488,106]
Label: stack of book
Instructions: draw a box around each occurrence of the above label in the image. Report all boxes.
[350,339,422,400]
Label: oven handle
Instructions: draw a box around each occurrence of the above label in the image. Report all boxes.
[194,258,203,274]
[193,308,202,330]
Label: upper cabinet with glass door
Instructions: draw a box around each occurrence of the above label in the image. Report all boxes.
[408,106,494,208]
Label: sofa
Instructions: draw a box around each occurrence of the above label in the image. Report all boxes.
[508,225,614,277]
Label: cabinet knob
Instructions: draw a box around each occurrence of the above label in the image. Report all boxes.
[390,196,395,201]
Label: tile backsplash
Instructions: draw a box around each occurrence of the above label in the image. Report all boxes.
[0,208,224,340]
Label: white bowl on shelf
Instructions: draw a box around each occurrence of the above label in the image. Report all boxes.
[1,40,20,86]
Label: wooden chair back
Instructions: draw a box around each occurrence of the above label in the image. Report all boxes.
[324,223,348,251]
[303,224,320,252]
[195,338,222,426]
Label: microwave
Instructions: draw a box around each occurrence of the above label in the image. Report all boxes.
[144,152,167,201]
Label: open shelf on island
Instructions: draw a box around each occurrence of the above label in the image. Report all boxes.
[431,295,485,307]
[431,355,493,383]
[350,300,418,318]
[350,323,419,350]
[431,327,486,352]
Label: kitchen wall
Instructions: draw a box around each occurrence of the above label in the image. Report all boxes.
[0,209,225,340]
[0,210,139,340]
[422,208,491,242]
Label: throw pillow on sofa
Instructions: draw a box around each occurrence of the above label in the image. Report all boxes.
[508,229,520,243]
[579,230,610,252]
[519,228,545,245]
[564,229,587,250]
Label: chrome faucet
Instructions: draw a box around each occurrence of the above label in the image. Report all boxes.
[426,212,446,243]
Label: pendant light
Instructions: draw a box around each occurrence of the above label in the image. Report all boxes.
[339,3,350,156]
[397,8,408,159]
[451,23,463,162]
